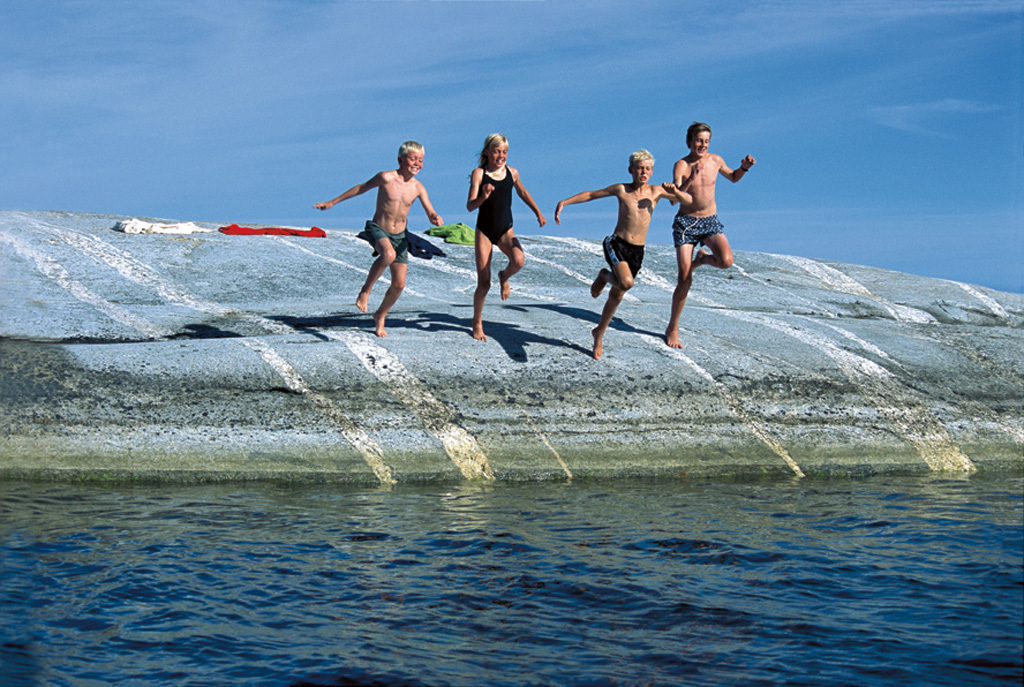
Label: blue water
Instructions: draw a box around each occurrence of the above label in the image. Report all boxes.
[1,475,1021,687]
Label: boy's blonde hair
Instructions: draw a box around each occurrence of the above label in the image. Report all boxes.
[477,133,509,168]
[686,122,712,147]
[398,140,424,158]
[629,149,654,169]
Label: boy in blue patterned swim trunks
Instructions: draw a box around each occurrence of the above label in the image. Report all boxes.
[315,141,443,338]
[665,122,756,350]
[672,213,725,248]
[555,150,692,360]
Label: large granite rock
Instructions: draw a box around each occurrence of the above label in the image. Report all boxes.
[1,210,1021,483]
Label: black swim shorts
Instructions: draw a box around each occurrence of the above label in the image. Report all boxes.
[603,234,644,277]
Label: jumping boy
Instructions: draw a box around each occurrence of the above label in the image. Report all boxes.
[555,150,692,360]
[665,122,755,349]
[314,140,443,337]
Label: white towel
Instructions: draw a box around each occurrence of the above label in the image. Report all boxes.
[113,218,213,234]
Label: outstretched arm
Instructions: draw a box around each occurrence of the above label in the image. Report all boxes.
[314,172,385,210]
[660,182,693,206]
[554,186,617,225]
[512,168,546,227]
[721,155,756,183]
[418,185,444,226]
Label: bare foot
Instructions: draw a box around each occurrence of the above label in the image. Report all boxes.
[499,270,511,301]
[665,330,684,349]
[590,272,607,298]
[472,322,487,342]
[693,249,710,268]
[356,290,370,313]
[373,311,387,337]
[591,327,603,360]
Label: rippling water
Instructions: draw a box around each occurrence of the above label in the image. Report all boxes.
[1,474,1021,687]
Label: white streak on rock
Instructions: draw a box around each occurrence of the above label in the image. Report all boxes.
[329,331,494,481]
[955,282,1012,320]
[0,231,169,339]
[776,254,935,323]
[238,338,395,485]
[641,333,806,478]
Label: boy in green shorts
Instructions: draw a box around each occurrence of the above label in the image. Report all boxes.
[315,141,443,337]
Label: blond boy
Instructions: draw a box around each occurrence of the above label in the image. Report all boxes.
[315,141,443,337]
[665,122,755,349]
[555,150,692,360]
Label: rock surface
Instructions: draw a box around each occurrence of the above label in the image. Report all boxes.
[1,210,1021,484]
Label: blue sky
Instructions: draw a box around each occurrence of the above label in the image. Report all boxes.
[2,0,1021,292]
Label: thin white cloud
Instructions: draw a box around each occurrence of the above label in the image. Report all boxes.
[868,98,1004,136]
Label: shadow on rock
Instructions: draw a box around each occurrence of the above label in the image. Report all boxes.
[403,309,595,361]
[270,304,656,360]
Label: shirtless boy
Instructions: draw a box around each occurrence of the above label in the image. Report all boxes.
[555,150,692,360]
[314,141,443,337]
[665,122,755,349]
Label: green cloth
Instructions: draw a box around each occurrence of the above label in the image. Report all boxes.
[425,223,476,245]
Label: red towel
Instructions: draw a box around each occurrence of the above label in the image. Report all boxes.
[219,224,326,237]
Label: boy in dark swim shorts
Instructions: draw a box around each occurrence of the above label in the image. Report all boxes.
[603,234,645,281]
[665,122,756,350]
[314,141,443,337]
[555,150,692,360]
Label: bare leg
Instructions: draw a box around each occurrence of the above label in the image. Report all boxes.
[592,288,624,360]
[591,269,609,298]
[591,262,634,360]
[372,310,387,337]
[372,262,406,338]
[665,243,696,349]
[472,231,493,341]
[495,232,525,302]
[665,235,733,348]
[698,233,734,270]
[356,264,382,313]
[358,238,396,313]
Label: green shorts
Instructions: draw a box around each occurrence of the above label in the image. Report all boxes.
[365,220,409,264]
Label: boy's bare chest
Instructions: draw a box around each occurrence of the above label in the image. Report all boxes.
[383,180,419,206]
[625,191,657,217]
[690,166,718,197]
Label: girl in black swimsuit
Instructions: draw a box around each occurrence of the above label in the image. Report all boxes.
[466,133,547,342]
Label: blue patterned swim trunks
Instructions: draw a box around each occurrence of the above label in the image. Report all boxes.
[672,214,725,247]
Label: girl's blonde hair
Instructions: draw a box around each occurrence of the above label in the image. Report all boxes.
[477,133,509,168]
